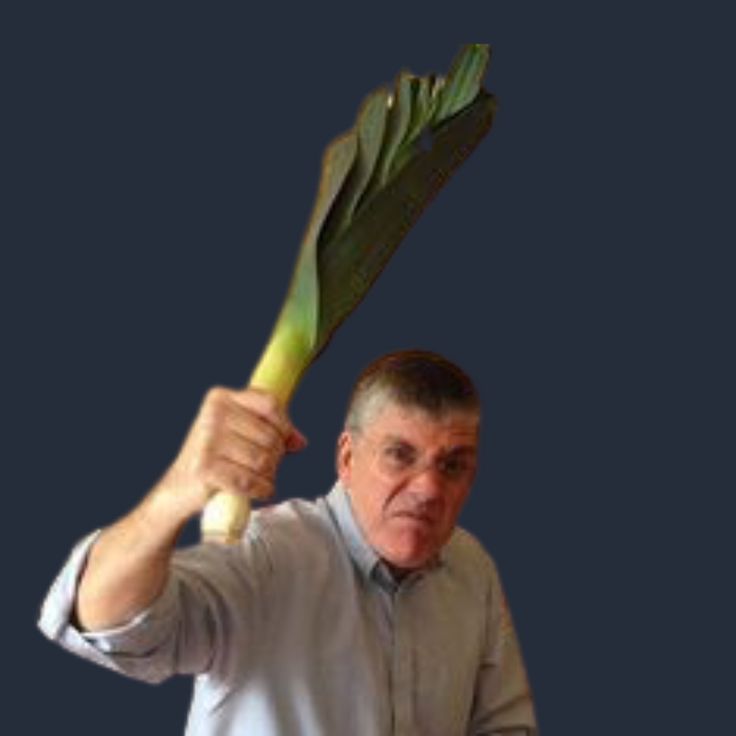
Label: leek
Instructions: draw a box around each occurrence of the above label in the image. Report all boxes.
[201,43,496,543]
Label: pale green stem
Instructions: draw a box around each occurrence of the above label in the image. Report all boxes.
[201,316,314,544]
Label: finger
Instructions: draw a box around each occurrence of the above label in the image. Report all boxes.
[203,457,274,501]
[285,427,308,453]
[202,386,304,458]
[227,388,307,454]
[222,409,287,457]
[227,388,294,439]
[208,431,281,480]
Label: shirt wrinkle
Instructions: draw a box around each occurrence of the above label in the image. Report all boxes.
[38,480,538,735]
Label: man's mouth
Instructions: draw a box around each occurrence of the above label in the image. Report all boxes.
[393,510,436,526]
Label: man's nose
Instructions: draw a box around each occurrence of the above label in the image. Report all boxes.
[408,462,446,500]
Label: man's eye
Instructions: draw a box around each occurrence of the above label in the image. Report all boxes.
[439,456,472,479]
[383,445,415,467]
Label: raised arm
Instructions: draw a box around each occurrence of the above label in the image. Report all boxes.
[75,386,306,631]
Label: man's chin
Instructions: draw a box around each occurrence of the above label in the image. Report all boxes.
[370,516,449,571]
[380,536,436,572]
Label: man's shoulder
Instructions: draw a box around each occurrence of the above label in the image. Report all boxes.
[444,526,500,580]
[244,495,339,568]
[248,495,329,537]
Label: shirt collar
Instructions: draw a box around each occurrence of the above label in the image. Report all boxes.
[325,481,380,580]
[324,481,445,592]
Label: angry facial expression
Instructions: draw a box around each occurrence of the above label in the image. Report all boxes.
[337,401,479,573]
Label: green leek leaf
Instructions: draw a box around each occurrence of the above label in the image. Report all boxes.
[204,43,497,543]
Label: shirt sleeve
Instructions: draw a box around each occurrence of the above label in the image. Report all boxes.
[468,557,539,735]
[38,529,271,685]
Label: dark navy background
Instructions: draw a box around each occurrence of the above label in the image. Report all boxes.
[6,2,732,734]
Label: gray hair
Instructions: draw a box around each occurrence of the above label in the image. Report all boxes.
[345,349,480,434]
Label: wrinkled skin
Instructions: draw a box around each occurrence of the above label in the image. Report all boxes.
[337,402,479,575]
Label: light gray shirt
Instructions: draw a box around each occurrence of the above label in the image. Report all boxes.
[39,482,538,735]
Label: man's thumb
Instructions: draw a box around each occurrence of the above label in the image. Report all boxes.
[285,426,308,453]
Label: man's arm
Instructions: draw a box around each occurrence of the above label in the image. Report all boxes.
[74,386,306,631]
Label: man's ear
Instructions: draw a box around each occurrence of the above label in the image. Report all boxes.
[336,430,352,485]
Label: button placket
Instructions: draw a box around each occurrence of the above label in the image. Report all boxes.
[391,583,415,735]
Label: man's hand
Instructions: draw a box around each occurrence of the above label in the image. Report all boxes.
[151,387,307,527]
[75,386,306,631]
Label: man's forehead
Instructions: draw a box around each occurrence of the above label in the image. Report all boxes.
[367,402,480,442]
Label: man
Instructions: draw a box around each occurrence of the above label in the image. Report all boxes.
[39,349,538,735]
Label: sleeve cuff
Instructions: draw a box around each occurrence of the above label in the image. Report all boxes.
[37,530,179,660]
[38,530,101,642]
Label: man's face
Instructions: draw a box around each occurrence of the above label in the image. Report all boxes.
[337,400,479,573]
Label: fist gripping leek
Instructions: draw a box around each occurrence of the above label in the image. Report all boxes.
[201,43,497,543]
